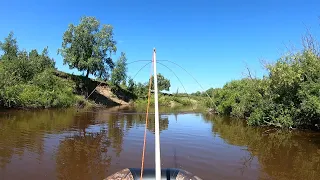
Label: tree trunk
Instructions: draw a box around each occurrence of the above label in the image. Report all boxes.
[86,70,89,78]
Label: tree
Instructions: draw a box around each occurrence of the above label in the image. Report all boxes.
[29,47,55,74]
[0,32,18,61]
[58,16,117,78]
[127,77,134,92]
[0,32,74,108]
[111,52,127,85]
[151,73,170,91]
[194,91,201,96]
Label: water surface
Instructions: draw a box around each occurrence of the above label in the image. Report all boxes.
[0,107,319,180]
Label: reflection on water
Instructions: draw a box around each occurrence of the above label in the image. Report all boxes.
[0,108,319,180]
[203,114,320,180]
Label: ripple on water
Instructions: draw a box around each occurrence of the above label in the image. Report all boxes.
[1,110,319,180]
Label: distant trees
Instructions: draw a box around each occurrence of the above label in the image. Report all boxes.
[151,73,171,91]
[190,88,217,97]
[191,91,202,97]
[127,73,171,98]
[58,16,117,78]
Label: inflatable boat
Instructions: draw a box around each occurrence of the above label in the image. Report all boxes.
[105,168,202,180]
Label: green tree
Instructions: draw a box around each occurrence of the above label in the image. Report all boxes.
[58,16,117,78]
[0,32,18,61]
[151,73,171,91]
[192,91,201,96]
[0,32,76,108]
[205,88,216,97]
[29,47,55,74]
[127,76,135,92]
[110,52,127,85]
[210,48,320,129]
[133,82,148,97]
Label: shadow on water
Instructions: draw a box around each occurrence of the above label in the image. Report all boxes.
[0,108,319,180]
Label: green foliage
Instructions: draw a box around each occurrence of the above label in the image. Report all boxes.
[134,92,205,110]
[127,76,135,92]
[128,73,171,98]
[205,88,215,97]
[58,16,117,78]
[211,49,320,129]
[150,73,171,91]
[132,82,148,98]
[171,96,193,106]
[131,73,205,108]
[0,31,18,60]
[214,79,268,117]
[191,91,202,96]
[111,52,127,85]
[0,33,76,108]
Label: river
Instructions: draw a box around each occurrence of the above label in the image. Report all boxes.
[0,107,319,180]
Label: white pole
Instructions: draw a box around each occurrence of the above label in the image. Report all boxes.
[153,48,161,180]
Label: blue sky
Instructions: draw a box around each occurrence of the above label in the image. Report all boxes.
[1,0,320,93]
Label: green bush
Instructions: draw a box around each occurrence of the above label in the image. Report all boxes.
[211,50,320,129]
[0,33,77,108]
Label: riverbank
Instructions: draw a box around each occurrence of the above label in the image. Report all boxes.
[0,31,136,110]
[1,28,319,130]
[54,71,135,107]
[132,94,211,114]
[0,66,135,109]
[0,59,206,111]
[201,48,320,130]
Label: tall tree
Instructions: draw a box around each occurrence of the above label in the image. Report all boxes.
[111,52,127,85]
[0,32,18,61]
[58,16,117,78]
[151,73,171,91]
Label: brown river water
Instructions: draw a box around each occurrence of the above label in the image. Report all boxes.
[0,106,319,180]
